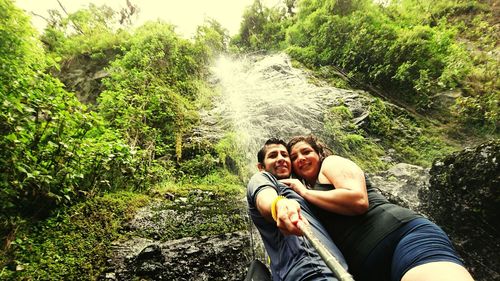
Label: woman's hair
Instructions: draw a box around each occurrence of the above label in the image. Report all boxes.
[286,135,332,161]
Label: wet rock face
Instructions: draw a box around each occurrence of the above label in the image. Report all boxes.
[53,50,120,105]
[420,140,500,280]
[101,190,254,281]
[370,140,500,281]
[367,163,430,211]
[425,140,499,232]
[104,232,252,281]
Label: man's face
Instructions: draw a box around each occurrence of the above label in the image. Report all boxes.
[258,144,291,179]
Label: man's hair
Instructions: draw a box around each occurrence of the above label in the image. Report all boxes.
[257,137,287,165]
[286,135,332,161]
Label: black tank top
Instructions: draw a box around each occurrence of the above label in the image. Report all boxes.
[312,179,420,276]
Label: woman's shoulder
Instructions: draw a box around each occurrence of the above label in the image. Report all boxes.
[322,155,351,165]
[321,155,364,173]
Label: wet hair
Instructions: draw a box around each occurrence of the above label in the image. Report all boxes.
[286,135,332,162]
[257,137,287,165]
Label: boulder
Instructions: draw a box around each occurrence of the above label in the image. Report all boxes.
[101,190,255,280]
[370,140,500,281]
[102,232,252,281]
[367,162,430,211]
[420,140,500,280]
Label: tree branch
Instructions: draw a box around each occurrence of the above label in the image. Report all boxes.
[57,0,85,35]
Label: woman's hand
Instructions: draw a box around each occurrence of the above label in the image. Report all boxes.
[279,178,308,197]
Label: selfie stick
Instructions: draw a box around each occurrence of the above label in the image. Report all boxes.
[297,221,355,281]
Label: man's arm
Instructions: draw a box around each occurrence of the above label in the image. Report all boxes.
[255,187,279,220]
[255,187,305,236]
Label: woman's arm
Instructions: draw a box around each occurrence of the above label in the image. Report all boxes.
[281,156,368,215]
[318,155,368,215]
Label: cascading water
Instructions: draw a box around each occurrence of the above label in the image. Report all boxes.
[204,53,362,178]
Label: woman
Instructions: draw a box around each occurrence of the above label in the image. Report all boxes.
[279,135,474,281]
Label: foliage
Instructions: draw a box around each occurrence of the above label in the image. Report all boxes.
[0,0,139,233]
[178,154,220,179]
[231,0,293,51]
[173,131,250,182]
[322,105,389,172]
[286,0,468,110]
[235,0,498,132]
[194,18,230,59]
[40,3,135,58]
[215,132,251,180]
[452,45,499,130]
[154,170,243,198]
[307,65,352,89]
[1,192,149,280]
[321,97,457,170]
[97,22,211,183]
[365,98,456,166]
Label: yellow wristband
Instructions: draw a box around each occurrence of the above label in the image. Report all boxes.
[271,195,286,221]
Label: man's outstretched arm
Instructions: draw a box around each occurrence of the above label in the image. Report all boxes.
[255,188,305,236]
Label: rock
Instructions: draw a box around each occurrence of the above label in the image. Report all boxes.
[370,140,500,281]
[104,189,254,280]
[420,140,500,280]
[105,232,252,281]
[53,50,120,105]
[367,163,429,211]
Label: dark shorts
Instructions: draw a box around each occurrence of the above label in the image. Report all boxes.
[360,217,464,281]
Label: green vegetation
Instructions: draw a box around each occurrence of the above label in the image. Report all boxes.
[144,177,246,241]
[231,0,294,51]
[1,1,237,279]
[233,0,499,135]
[40,2,136,59]
[2,192,149,280]
[0,0,140,240]
[1,0,498,278]
[1,179,245,280]
[322,105,389,171]
[321,98,455,172]
[364,98,456,166]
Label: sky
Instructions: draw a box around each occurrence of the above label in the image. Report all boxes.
[15,0,281,38]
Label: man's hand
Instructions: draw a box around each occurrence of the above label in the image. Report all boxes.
[274,197,308,236]
[255,188,308,236]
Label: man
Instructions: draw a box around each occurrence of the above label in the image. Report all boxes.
[246,138,348,280]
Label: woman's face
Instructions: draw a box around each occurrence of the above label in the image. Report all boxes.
[289,141,321,181]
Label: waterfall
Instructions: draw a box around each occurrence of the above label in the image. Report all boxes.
[202,53,359,178]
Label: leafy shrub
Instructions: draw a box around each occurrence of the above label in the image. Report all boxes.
[215,132,249,179]
[98,22,209,168]
[40,3,134,59]
[0,0,140,247]
[2,192,148,280]
[323,105,388,172]
[232,0,292,51]
[366,98,456,166]
[178,154,219,179]
[194,19,230,59]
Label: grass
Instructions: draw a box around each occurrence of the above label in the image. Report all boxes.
[1,191,149,280]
